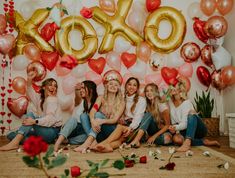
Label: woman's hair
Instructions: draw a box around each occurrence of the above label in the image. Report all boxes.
[144,83,161,125]
[125,77,140,114]
[82,80,98,113]
[102,80,123,118]
[171,80,188,101]
[40,78,57,111]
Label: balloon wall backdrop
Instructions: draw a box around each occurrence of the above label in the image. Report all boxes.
[0,0,234,134]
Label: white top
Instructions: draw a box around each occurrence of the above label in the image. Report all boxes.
[124,95,147,130]
[26,84,63,127]
[71,100,84,123]
[169,99,194,131]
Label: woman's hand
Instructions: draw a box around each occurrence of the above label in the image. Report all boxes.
[147,135,157,145]
[123,127,132,137]
[91,119,101,133]
[22,117,36,126]
[169,125,176,134]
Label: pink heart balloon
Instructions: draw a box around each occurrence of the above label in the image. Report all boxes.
[178,63,193,78]
[145,73,162,85]
[0,14,7,35]
[85,71,102,85]
[7,96,29,118]
[0,34,16,55]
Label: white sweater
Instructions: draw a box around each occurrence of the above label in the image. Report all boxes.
[124,95,147,130]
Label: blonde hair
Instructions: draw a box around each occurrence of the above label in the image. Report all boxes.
[177,80,188,100]
[144,83,161,125]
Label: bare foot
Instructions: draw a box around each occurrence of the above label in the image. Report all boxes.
[95,144,113,153]
[0,143,19,151]
[73,144,88,153]
[203,139,220,147]
[176,139,191,152]
[89,140,98,150]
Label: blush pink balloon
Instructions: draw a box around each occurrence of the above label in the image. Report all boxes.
[0,34,16,55]
[221,66,235,86]
[145,73,163,85]
[106,51,121,71]
[12,77,27,95]
[128,10,145,34]
[200,0,217,16]
[99,0,116,13]
[0,14,7,35]
[211,70,227,91]
[136,42,152,63]
[217,0,234,15]
[62,74,78,95]
[85,71,102,85]
[23,43,41,61]
[178,63,193,78]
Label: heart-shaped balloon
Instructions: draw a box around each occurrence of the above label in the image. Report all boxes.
[59,55,78,70]
[27,61,47,82]
[0,14,7,35]
[121,52,137,69]
[146,0,161,12]
[196,66,211,87]
[40,22,59,42]
[161,67,179,86]
[0,34,15,55]
[178,63,193,78]
[41,51,59,71]
[88,57,106,74]
[193,17,209,44]
[55,56,71,76]
[7,96,29,118]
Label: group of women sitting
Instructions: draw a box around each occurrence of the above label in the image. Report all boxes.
[0,70,220,153]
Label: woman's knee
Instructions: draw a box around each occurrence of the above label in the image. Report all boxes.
[163,133,172,144]
[80,113,89,122]
[173,134,184,145]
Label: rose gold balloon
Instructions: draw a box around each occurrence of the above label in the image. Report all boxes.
[201,45,214,67]
[27,61,47,82]
[0,34,16,55]
[23,43,41,61]
[211,70,227,91]
[136,42,151,63]
[200,0,217,16]
[7,96,29,118]
[99,0,116,13]
[180,42,201,63]
[217,0,234,16]
[204,16,228,38]
[0,14,7,35]
[12,77,27,95]
[221,66,235,85]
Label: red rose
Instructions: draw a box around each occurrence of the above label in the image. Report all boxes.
[80,7,93,18]
[71,166,81,177]
[165,162,176,170]
[124,160,134,168]
[139,156,147,163]
[23,136,48,157]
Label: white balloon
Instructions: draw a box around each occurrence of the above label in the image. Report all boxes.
[19,1,38,19]
[58,93,74,111]
[71,63,88,78]
[12,55,30,71]
[114,37,132,53]
[212,46,231,71]
[149,53,166,71]
[187,2,203,19]
[208,36,224,50]
[167,52,184,67]
[129,60,146,79]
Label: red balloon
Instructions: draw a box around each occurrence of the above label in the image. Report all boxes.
[146,0,161,12]
[181,42,201,63]
[41,51,59,71]
[40,22,59,42]
[88,57,106,74]
[211,70,227,91]
[27,61,47,82]
[201,45,214,67]
[161,67,178,86]
[221,66,235,86]
[196,66,212,87]
[7,96,29,118]
[121,52,137,69]
[193,17,209,44]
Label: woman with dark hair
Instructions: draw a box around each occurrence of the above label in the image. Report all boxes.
[0,71,63,151]
[54,80,98,152]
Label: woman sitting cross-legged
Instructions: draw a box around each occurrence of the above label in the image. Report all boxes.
[168,80,220,152]
[0,71,63,151]
[93,77,147,153]
[128,83,172,148]
[74,71,125,153]
[54,80,98,152]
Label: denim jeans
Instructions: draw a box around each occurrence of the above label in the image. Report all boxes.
[59,117,87,145]
[181,114,208,146]
[7,112,60,144]
[80,112,116,142]
[139,112,171,145]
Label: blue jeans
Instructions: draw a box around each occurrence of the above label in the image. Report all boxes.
[181,114,208,146]
[80,112,116,142]
[139,112,171,145]
[7,112,60,144]
[59,117,87,145]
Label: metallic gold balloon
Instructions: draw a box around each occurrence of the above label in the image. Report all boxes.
[55,16,98,64]
[91,0,143,54]
[13,9,54,55]
[144,6,186,53]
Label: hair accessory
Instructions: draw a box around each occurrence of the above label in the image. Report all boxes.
[102,70,123,84]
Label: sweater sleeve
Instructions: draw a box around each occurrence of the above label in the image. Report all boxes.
[129,97,147,130]
[37,97,61,127]
[26,83,41,114]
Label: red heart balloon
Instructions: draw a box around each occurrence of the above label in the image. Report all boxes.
[32,83,41,93]
[7,96,29,118]
[41,51,59,71]
[146,0,161,12]
[161,67,178,86]
[40,22,59,42]
[59,55,78,70]
[121,52,137,69]
[196,66,211,87]
[88,57,106,74]
[193,17,209,44]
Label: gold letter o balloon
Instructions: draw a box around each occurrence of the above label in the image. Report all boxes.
[144,6,186,53]
[55,16,98,64]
